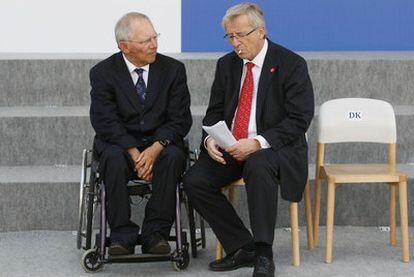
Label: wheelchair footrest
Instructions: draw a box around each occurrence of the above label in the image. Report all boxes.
[107,253,172,263]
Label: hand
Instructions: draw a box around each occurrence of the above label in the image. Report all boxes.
[135,142,164,181]
[225,138,261,162]
[206,137,226,165]
[127,147,141,166]
[128,147,144,179]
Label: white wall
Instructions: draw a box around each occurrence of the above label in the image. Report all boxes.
[0,0,181,53]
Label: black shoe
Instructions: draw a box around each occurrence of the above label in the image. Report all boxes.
[253,255,275,277]
[142,232,171,254]
[209,248,255,272]
[108,242,134,255]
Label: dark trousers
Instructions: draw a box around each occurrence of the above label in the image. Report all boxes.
[183,149,280,255]
[96,141,186,245]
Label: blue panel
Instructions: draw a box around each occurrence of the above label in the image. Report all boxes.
[182,0,414,51]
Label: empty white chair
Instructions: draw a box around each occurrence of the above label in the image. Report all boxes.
[312,98,409,263]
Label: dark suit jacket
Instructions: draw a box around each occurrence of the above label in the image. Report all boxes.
[202,39,314,202]
[90,52,192,152]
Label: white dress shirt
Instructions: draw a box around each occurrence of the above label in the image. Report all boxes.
[122,53,150,86]
[233,39,270,149]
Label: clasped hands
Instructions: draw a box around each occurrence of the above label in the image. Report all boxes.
[128,142,164,182]
[206,137,261,165]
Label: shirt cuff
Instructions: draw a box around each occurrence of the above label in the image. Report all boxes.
[254,135,271,149]
[203,135,211,149]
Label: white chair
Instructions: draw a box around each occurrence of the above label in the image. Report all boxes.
[312,98,409,263]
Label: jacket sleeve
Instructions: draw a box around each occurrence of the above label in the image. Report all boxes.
[200,59,226,149]
[89,68,137,149]
[261,58,315,150]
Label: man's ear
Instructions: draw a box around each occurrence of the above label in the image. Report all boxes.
[118,41,129,53]
[258,26,266,39]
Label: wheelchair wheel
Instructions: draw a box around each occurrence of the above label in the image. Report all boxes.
[81,248,103,273]
[77,149,97,250]
[199,214,206,249]
[77,149,89,250]
[77,185,87,249]
[172,248,190,271]
[185,148,207,257]
[186,199,198,258]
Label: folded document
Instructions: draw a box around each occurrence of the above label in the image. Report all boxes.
[202,121,237,149]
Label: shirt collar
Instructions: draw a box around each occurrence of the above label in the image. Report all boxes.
[243,39,268,68]
[122,53,150,73]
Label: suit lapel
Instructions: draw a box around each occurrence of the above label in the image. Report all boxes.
[227,57,243,126]
[256,41,279,126]
[144,55,164,113]
[114,52,143,114]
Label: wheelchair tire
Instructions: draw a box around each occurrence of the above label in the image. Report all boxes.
[77,149,89,250]
[172,249,190,271]
[84,179,95,250]
[77,188,86,250]
[77,173,96,250]
[77,149,96,250]
[81,249,103,273]
[186,200,198,258]
[199,215,206,249]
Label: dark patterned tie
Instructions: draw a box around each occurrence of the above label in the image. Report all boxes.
[134,68,146,105]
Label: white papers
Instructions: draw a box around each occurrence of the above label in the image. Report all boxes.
[202,121,236,148]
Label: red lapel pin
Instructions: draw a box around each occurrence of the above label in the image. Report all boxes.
[270,67,276,73]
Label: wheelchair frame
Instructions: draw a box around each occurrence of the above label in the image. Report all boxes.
[77,146,205,273]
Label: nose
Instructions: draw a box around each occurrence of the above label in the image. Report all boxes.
[149,37,157,48]
[229,37,241,48]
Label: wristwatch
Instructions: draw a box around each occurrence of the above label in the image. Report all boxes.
[158,139,171,147]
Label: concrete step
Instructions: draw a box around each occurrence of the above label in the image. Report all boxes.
[0,164,413,232]
[1,52,414,106]
[0,105,413,165]
[0,106,94,166]
[0,165,80,231]
[0,105,206,166]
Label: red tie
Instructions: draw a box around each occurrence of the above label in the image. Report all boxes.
[233,62,255,141]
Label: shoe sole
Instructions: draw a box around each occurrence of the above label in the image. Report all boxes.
[209,261,255,272]
[144,244,171,255]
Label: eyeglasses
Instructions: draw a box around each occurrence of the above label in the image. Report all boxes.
[223,27,258,41]
[122,33,161,46]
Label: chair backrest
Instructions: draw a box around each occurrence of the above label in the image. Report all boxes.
[318,98,397,144]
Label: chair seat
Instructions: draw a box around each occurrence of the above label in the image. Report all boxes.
[127,180,152,196]
[322,164,406,183]
[223,178,245,188]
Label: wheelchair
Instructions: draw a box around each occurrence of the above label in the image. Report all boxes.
[76,141,205,272]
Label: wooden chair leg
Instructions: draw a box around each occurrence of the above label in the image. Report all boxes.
[313,176,322,247]
[290,202,300,266]
[389,183,397,246]
[216,240,223,260]
[398,180,410,262]
[304,179,314,249]
[325,180,336,264]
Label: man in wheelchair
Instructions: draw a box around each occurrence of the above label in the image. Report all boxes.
[89,12,192,256]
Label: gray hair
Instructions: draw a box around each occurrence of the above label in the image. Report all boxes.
[221,3,265,30]
[114,12,150,44]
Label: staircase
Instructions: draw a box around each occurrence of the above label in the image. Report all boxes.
[0,52,413,232]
